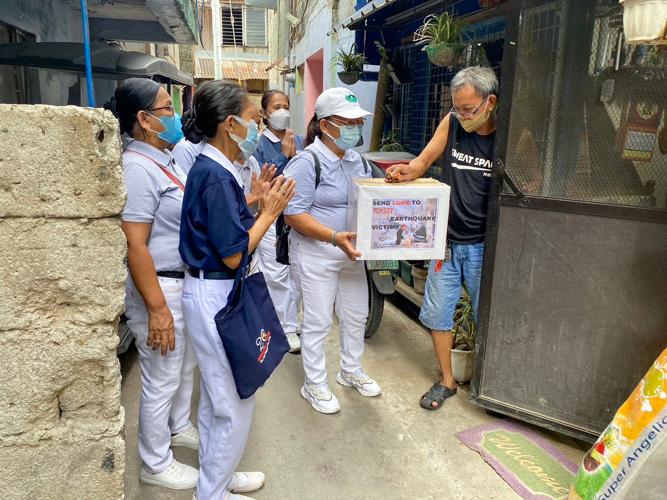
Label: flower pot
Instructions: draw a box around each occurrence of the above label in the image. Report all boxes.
[451,349,473,383]
[424,43,466,67]
[338,71,360,85]
[411,265,428,295]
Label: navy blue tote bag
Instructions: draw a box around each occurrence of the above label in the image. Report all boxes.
[214,250,290,399]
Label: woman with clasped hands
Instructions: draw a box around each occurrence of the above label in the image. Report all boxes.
[283,87,382,415]
[179,81,295,500]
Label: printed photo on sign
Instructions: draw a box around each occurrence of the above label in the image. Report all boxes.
[371,198,438,250]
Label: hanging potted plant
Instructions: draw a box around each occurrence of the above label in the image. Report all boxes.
[451,284,476,383]
[414,11,467,68]
[332,44,367,85]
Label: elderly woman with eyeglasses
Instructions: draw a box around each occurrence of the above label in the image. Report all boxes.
[104,78,199,490]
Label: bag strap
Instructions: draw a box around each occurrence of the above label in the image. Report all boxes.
[303,149,321,187]
[227,249,250,308]
[126,150,186,192]
[360,156,369,174]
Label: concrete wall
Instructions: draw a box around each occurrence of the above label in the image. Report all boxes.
[0,105,127,499]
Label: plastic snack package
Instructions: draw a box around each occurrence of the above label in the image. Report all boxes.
[569,348,667,500]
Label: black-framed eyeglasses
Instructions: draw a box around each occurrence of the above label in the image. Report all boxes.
[450,96,488,119]
[145,104,175,114]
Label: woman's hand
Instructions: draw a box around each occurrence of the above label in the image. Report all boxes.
[251,163,276,196]
[259,175,296,218]
[147,305,176,355]
[281,130,296,158]
[334,231,362,261]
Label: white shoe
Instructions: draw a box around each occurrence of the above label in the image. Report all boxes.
[171,426,199,450]
[300,381,341,414]
[140,460,198,490]
[286,332,301,353]
[230,471,266,493]
[336,369,382,397]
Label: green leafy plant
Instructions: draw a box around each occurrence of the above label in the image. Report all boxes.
[332,44,367,74]
[379,129,405,152]
[375,41,390,61]
[414,11,467,46]
[452,283,476,352]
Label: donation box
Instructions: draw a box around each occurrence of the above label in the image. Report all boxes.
[347,178,451,260]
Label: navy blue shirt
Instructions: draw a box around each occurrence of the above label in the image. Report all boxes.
[253,128,304,175]
[179,144,255,272]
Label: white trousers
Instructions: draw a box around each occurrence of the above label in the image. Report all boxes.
[253,224,301,333]
[289,231,369,385]
[182,274,255,500]
[125,276,198,473]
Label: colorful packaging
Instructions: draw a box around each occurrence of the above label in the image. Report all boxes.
[569,348,667,500]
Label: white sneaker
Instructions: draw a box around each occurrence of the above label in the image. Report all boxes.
[300,381,341,414]
[230,471,266,493]
[171,426,199,450]
[140,459,198,490]
[336,369,382,397]
[286,332,301,353]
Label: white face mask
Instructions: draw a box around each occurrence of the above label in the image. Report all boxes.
[267,109,291,131]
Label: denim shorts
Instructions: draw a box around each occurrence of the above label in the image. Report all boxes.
[419,242,485,332]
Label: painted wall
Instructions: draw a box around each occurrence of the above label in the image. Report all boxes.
[268,0,377,150]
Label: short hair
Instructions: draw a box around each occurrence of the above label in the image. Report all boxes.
[451,66,499,98]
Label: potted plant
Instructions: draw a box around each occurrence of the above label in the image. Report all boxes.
[378,129,405,153]
[451,284,476,383]
[332,44,367,85]
[414,11,467,67]
[411,260,429,295]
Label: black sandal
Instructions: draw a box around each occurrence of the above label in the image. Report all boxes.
[420,382,457,410]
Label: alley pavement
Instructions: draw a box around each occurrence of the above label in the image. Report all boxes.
[120,296,586,500]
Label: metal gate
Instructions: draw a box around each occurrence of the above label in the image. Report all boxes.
[471,0,667,441]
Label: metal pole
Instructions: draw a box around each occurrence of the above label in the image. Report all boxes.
[211,0,223,80]
[80,0,95,107]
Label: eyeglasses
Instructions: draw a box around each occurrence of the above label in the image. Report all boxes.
[329,118,365,130]
[145,104,175,115]
[450,96,488,120]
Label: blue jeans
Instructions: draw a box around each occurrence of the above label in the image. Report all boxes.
[419,242,485,331]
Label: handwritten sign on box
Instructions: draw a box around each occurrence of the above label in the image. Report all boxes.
[347,178,451,260]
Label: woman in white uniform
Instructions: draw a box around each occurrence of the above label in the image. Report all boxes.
[283,87,382,414]
[104,78,199,490]
[179,81,295,500]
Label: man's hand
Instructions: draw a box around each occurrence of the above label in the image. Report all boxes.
[385,161,426,183]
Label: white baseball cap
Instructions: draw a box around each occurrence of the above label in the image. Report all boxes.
[314,88,373,120]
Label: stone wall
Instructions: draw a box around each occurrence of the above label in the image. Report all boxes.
[0,105,127,499]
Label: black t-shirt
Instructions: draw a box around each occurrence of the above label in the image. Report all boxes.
[441,116,495,244]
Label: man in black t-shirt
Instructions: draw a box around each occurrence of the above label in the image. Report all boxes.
[387,67,498,410]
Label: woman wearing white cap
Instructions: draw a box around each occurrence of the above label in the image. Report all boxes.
[283,87,381,414]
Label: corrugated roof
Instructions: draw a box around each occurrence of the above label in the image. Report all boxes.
[195,57,269,80]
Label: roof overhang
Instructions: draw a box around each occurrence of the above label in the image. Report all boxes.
[328,0,507,35]
[60,0,198,44]
[0,42,195,86]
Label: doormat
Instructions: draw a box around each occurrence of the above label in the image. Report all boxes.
[456,420,579,500]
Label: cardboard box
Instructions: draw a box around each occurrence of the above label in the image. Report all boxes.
[347,178,450,260]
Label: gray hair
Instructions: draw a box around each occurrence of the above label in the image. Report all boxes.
[451,66,499,98]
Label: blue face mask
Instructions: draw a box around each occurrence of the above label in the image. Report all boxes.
[147,112,184,144]
[326,121,363,150]
[229,116,259,158]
